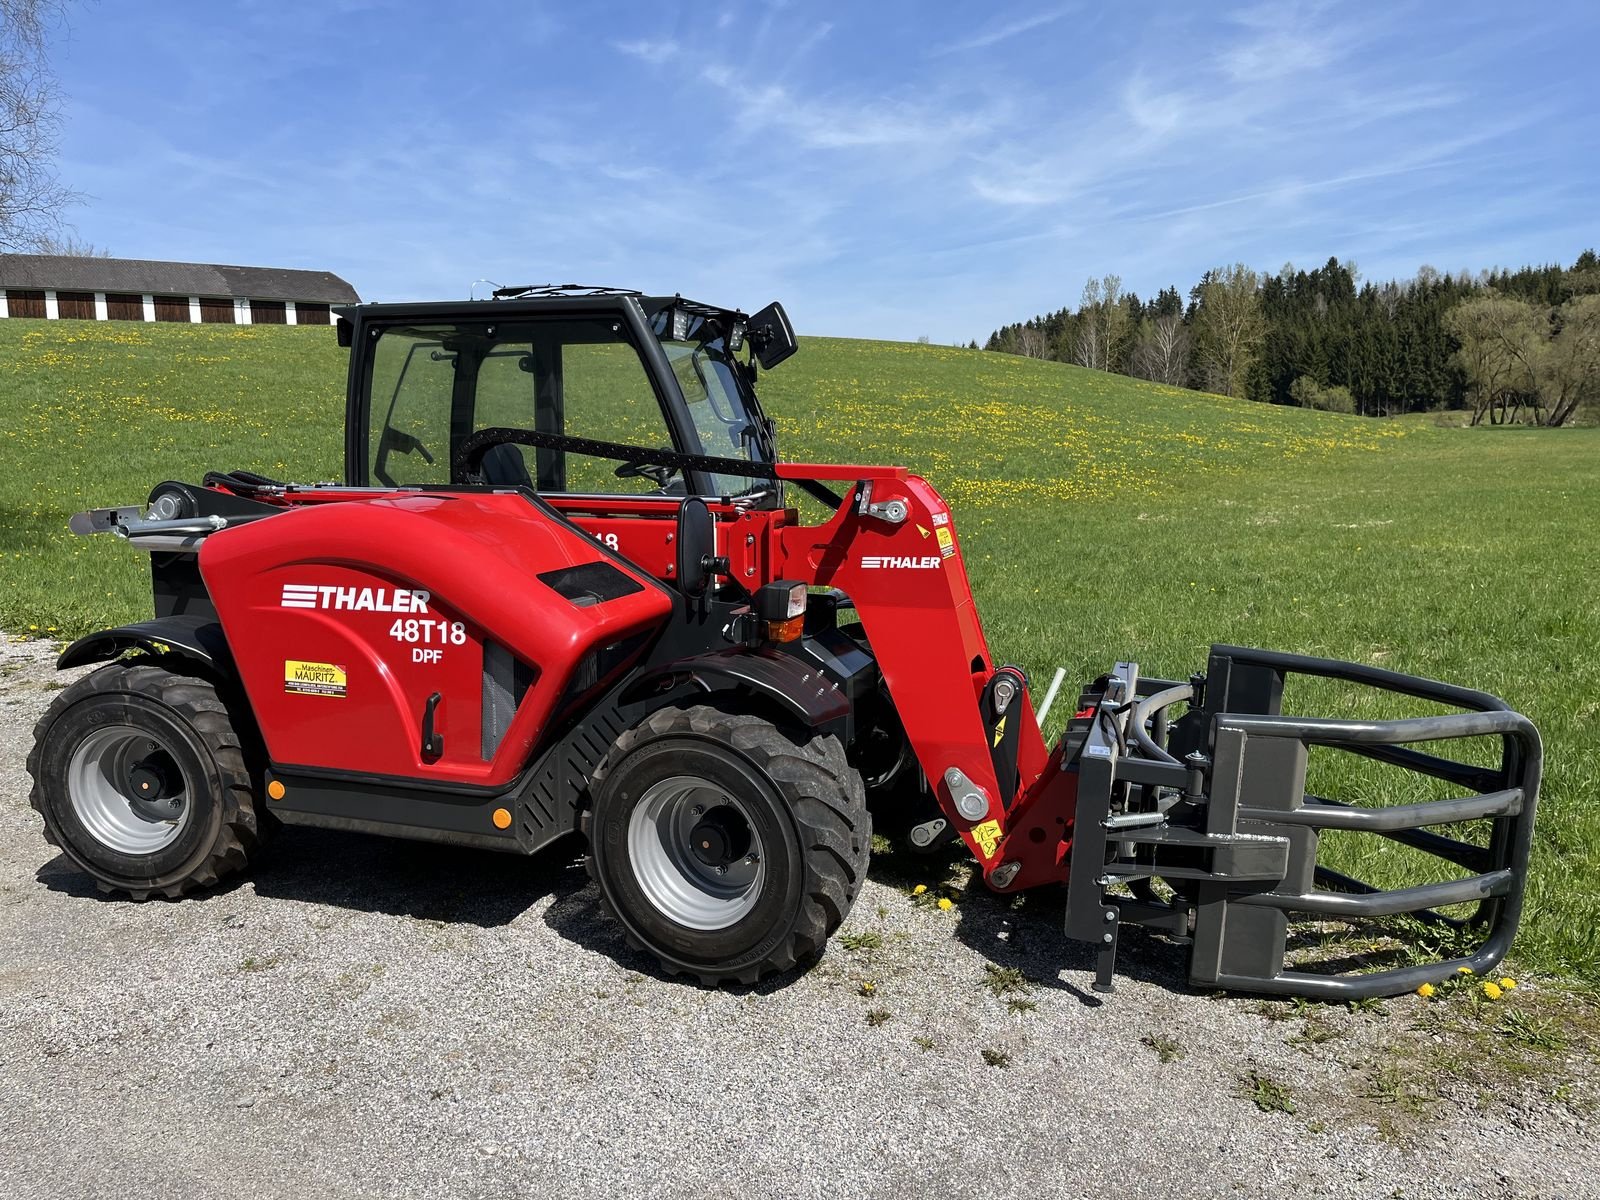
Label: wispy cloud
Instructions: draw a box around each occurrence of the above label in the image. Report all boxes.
[1217,2,1351,82]
[962,9,1475,220]
[613,38,678,65]
[699,64,994,151]
[970,176,1059,207]
[930,5,1076,56]
[1133,160,1467,225]
[778,21,834,76]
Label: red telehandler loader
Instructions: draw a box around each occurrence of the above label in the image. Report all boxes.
[27,286,1542,997]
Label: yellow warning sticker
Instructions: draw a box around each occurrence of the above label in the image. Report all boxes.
[916,523,931,538]
[971,818,1002,859]
[991,715,1007,748]
[284,660,347,698]
[935,526,955,557]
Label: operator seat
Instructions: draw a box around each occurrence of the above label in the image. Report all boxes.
[478,443,533,489]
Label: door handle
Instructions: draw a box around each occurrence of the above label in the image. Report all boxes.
[421,692,444,760]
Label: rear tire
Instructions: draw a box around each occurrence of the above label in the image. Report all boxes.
[584,705,870,986]
[27,662,263,899]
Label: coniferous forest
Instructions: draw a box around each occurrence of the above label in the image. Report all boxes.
[981,252,1600,424]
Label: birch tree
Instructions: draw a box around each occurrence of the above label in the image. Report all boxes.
[1192,264,1264,397]
[0,0,74,250]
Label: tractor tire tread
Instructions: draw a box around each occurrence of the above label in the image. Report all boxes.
[28,660,263,900]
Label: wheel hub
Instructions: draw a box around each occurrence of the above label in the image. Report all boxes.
[126,754,184,822]
[127,757,169,799]
[689,805,753,868]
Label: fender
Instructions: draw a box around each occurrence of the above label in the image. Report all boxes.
[58,613,233,675]
[630,648,851,740]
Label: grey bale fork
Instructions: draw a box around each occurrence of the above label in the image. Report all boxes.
[1060,646,1541,998]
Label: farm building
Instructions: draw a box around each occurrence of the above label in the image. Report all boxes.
[0,254,359,325]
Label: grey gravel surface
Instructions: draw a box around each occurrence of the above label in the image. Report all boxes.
[1,636,1594,1200]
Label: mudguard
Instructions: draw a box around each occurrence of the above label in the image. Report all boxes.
[58,614,233,673]
[632,649,851,740]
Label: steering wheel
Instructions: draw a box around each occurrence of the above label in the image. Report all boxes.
[457,427,680,487]
[614,453,678,487]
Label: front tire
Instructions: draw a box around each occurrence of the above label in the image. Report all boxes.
[584,705,870,986]
[27,662,263,899]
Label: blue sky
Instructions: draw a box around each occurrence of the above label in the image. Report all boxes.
[52,1,1599,343]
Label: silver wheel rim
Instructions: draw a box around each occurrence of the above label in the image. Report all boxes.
[66,724,191,855]
[627,775,765,931]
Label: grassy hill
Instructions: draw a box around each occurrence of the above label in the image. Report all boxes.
[2,320,1596,983]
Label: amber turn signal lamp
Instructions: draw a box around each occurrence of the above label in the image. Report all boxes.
[492,807,513,830]
[266,780,286,801]
[766,615,805,643]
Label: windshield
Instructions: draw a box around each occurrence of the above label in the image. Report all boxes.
[652,313,774,499]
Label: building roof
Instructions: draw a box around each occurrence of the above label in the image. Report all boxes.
[0,254,360,303]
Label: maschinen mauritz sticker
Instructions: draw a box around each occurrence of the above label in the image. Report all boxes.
[284,660,347,697]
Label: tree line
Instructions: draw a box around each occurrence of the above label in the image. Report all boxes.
[981,252,1600,425]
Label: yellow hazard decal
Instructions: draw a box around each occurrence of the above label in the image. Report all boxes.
[991,715,1007,747]
[935,526,955,558]
[916,523,930,538]
[971,819,1003,859]
[285,660,347,698]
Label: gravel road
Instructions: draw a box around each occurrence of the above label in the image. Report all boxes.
[1,635,1593,1200]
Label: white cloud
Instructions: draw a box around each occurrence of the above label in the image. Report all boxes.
[930,5,1076,56]
[699,64,994,151]
[1218,1,1351,82]
[969,176,1059,207]
[1121,79,1190,138]
[613,38,679,65]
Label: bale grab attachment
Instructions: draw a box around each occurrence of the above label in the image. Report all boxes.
[1058,645,1540,998]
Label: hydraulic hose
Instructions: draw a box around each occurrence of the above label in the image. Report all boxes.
[1129,684,1194,765]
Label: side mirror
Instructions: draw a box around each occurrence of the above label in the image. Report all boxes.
[747,301,796,370]
[336,316,354,348]
[675,497,722,598]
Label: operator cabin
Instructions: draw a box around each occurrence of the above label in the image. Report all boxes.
[0,253,359,325]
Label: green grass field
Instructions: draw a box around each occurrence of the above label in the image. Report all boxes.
[2,320,1596,983]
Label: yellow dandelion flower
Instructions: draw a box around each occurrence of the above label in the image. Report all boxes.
[1499,977,1516,990]
[858,981,875,996]
[1457,966,1473,975]
[937,898,954,911]
[912,884,927,896]
[1481,981,1503,1001]
[1416,983,1436,999]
